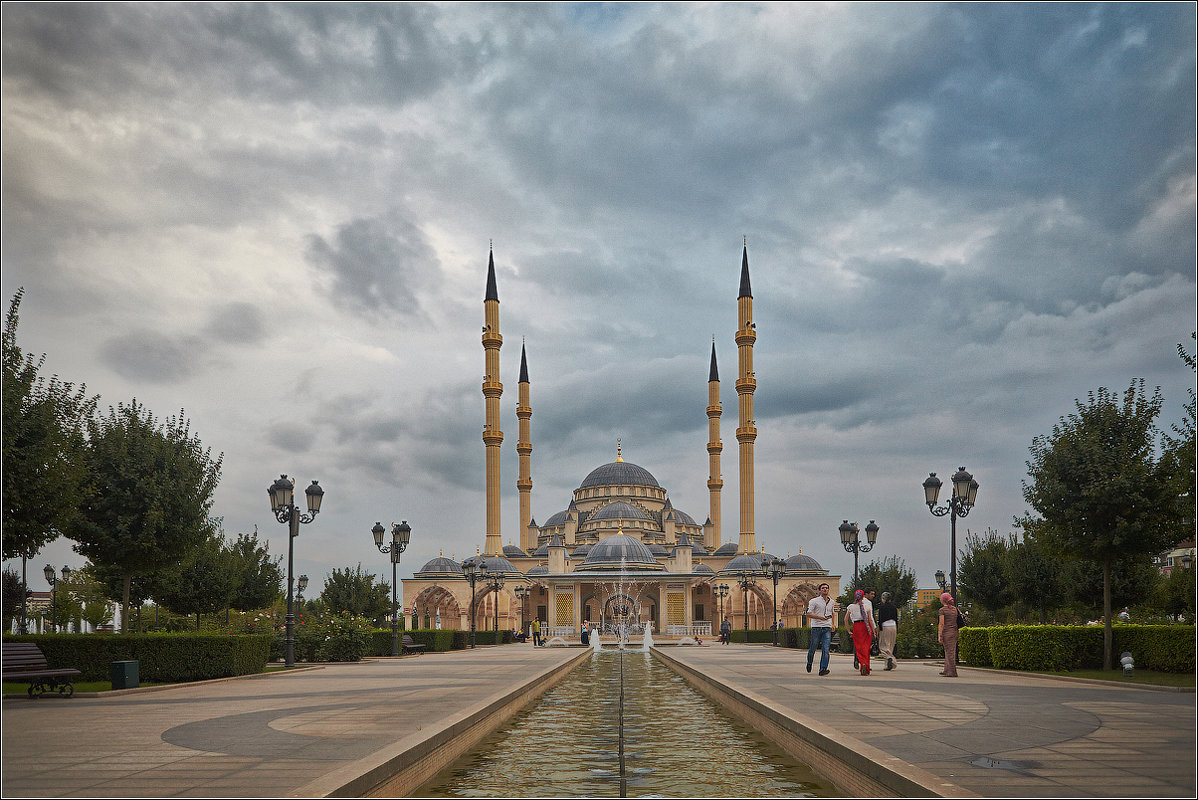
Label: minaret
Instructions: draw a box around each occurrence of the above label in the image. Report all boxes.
[735,240,757,554]
[516,340,535,553]
[706,338,723,550]
[482,246,504,557]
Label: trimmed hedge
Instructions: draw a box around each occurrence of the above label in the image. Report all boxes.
[3,633,271,683]
[958,625,1195,672]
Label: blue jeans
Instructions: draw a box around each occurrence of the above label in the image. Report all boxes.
[808,627,831,672]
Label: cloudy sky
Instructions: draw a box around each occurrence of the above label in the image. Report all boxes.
[3,3,1194,599]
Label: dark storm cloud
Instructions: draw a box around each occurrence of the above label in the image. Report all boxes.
[305,214,437,315]
[1,2,462,109]
[98,302,271,384]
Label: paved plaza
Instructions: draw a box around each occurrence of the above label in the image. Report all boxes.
[2,643,1194,797]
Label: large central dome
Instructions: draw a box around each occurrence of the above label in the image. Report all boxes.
[581,533,664,570]
[579,461,660,489]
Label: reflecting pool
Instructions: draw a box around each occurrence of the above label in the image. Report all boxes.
[416,651,838,797]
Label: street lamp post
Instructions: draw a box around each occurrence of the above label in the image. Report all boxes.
[713,583,729,624]
[838,520,879,591]
[482,565,505,643]
[762,557,786,646]
[372,521,412,657]
[514,585,528,640]
[268,474,324,668]
[923,467,979,599]
[463,559,480,648]
[43,564,71,633]
[297,574,309,603]
[935,569,947,591]
[736,571,755,640]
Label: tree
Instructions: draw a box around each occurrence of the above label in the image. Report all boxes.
[1023,380,1178,668]
[3,289,96,631]
[848,556,917,607]
[1067,556,1161,617]
[1154,564,1196,623]
[154,533,238,629]
[66,400,223,630]
[1007,521,1070,623]
[320,564,391,624]
[3,567,23,632]
[958,528,1014,613]
[226,527,283,611]
[64,566,116,631]
[1159,332,1195,545]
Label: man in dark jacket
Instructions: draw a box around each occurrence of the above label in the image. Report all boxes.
[877,592,899,670]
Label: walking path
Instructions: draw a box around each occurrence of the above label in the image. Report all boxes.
[661,646,1196,798]
[2,644,1194,797]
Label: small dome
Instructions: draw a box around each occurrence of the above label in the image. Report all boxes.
[672,508,698,526]
[533,542,550,557]
[418,556,462,576]
[579,461,660,489]
[462,554,522,575]
[503,544,529,558]
[543,510,569,527]
[526,564,548,576]
[720,552,780,574]
[691,540,709,556]
[647,543,669,556]
[571,543,592,558]
[786,552,823,571]
[581,534,663,570]
[713,542,739,556]
[589,501,651,523]
[693,563,715,574]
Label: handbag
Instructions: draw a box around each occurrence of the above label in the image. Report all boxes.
[870,636,880,656]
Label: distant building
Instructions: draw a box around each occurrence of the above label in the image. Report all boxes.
[403,244,842,637]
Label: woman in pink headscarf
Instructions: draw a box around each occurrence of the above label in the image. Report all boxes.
[937,591,960,677]
[843,589,876,675]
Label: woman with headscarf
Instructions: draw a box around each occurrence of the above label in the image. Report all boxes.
[937,591,960,677]
[843,589,876,675]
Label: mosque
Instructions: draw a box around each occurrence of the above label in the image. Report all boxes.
[403,244,840,638]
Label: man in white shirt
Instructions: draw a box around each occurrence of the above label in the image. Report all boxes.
[803,583,836,676]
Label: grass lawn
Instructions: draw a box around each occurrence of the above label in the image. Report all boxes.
[3,679,167,695]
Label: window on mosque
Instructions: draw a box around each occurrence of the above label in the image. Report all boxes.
[695,604,705,621]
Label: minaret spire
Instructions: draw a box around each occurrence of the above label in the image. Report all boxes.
[706,337,723,550]
[482,246,504,557]
[516,339,534,553]
[735,241,757,554]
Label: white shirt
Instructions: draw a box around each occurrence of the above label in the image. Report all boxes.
[847,597,874,624]
[806,596,835,628]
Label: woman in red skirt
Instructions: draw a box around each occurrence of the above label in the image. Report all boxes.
[843,589,877,675]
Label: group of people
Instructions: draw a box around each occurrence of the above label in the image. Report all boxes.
[800,583,962,677]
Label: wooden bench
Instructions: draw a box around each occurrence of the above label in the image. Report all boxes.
[2,642,82,698]
[400,635,426,655]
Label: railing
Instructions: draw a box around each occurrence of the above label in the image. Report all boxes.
[666,624,712,637]
[547,626,574,638]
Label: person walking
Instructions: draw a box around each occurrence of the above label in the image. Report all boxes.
[719,616,732,645]
[844,589,876,675]
[937,592,960,677]
[803,583,835,675]
[877,591,899,670]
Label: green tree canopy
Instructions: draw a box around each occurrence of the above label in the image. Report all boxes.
[66,400,223,630]
[1022,379,1178,668]
[320,564,391,624]
[154,532,238,627]
[847,556,917,607]
[958,528,1015,612]
[226,527,283,611]
[1007,521,1070,623]
[1154,563,1196,623]
[2,289,96,562]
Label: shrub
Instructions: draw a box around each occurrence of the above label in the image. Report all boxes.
[980,625,1194,672]
[958,628,992,666]
[3,633,270,682]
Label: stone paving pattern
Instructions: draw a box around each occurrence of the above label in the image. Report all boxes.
[665,646,1196,798]
[2,644,1194,797]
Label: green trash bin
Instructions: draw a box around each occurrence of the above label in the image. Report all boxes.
[110,660,139,690]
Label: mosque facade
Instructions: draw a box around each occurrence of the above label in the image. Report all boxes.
[402,245,840,637]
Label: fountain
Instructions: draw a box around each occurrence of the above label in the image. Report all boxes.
[592,630,602,651]
[641,626,654,651]
[677,636,697,646]
[545,636,567,647]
